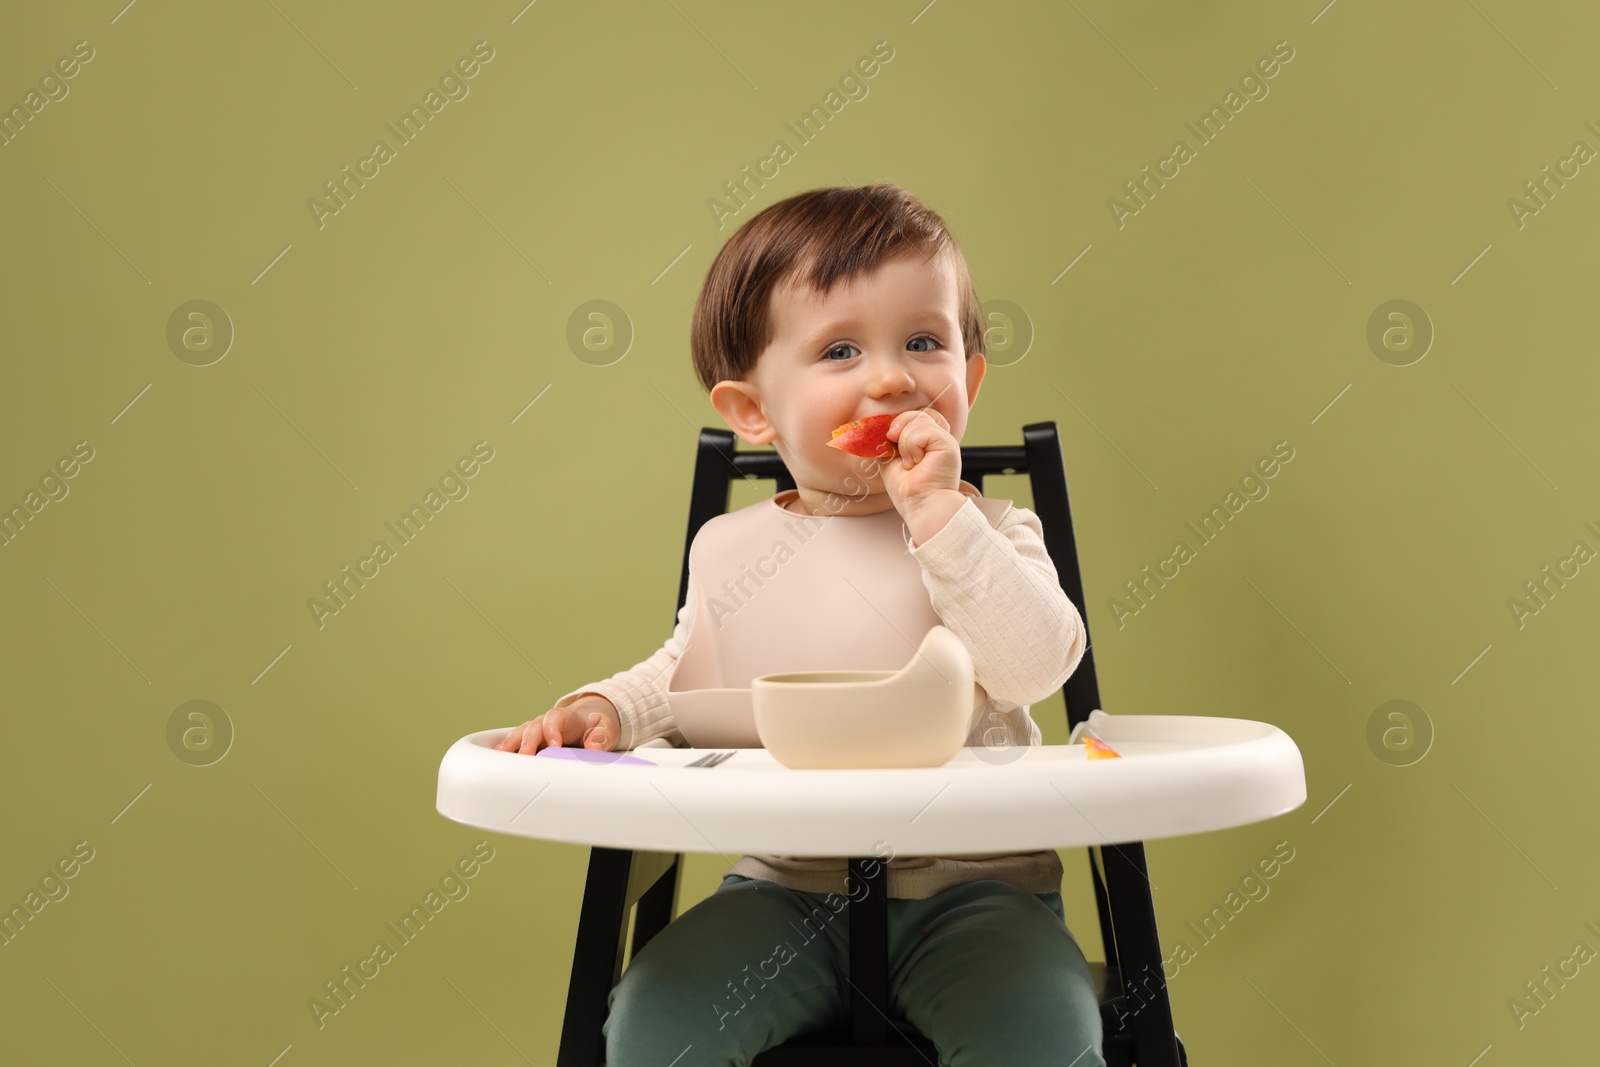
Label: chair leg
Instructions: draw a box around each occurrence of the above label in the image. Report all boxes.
[1101,842,1182,1067]
[631,853,683,958]
[557,847,634,1067]
[847,856,891,1044]
[1089,845,1121,975]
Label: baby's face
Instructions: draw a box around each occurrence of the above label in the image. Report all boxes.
[711,248,986,510]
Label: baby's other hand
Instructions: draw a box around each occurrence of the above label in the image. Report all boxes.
[495,694,619,755]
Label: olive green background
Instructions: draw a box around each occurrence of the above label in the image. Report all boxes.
[3,1,1597,1063]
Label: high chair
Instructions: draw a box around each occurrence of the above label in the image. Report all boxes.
[553,422,1189,1067]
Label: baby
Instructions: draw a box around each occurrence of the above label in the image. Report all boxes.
[497,182,1105,1066]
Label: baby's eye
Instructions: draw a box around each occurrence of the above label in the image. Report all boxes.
[907,336,940,353]
[822,344,858,362]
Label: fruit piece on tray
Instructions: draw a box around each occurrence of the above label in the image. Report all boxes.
[827,413,898,458]
[1082,735,1121,760]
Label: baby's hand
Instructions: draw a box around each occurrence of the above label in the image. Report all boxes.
[496,694,619,755]
[880,407,961,511]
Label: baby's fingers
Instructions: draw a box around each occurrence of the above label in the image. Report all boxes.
[495,719,533,752]
[895,423,936,466]
[497,716,555,755]
[496,705,617,754]
[541,708,569,750]
[583,714,611,750]
[891,407,948,438]
[544,706,597,750]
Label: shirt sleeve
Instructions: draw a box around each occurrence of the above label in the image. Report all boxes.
[549,579,694,751]
[904,497,1088,709]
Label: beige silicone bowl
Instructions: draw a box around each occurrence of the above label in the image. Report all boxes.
[751,625,975,769]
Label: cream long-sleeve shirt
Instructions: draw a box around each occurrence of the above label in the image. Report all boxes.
[551,482,1089,900]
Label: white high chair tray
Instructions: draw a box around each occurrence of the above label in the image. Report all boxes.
[436,713,1307,856]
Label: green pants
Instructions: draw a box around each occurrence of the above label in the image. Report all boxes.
[604,873,1106,1066]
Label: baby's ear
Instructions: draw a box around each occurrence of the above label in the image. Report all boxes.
[710,379,776,446]
[964,352,987,408]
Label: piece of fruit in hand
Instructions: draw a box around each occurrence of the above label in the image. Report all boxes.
[826,414,898,458]
[1083,735,1121,760]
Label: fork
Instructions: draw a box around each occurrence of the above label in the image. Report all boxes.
[684,750,735,768]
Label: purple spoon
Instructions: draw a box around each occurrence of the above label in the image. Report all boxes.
[534,746,656,767]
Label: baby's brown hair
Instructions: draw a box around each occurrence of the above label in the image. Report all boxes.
[689,182,985,394]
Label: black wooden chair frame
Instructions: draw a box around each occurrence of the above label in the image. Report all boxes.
[554,421,1187,1067]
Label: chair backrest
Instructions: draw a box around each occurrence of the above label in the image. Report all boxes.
[675,421,1103,733]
